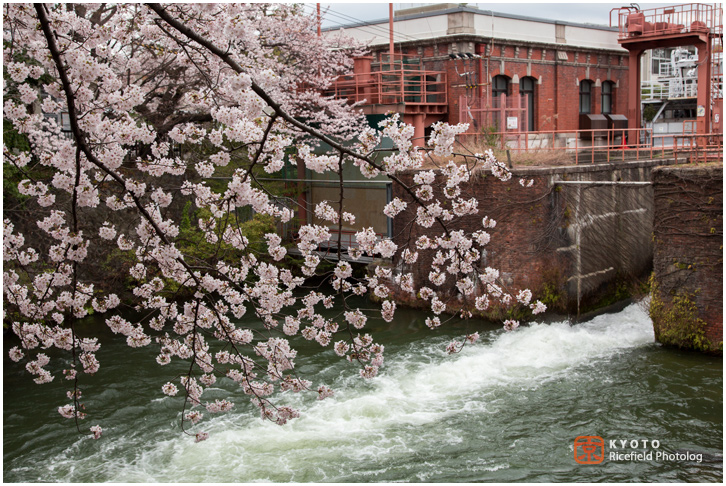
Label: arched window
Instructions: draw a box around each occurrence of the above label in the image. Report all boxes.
[492,75,510,98]
[601,81,614,114]
[521,76,536,131]
[579,80,593,114]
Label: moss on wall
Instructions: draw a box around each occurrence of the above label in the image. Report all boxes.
[650,280,722,355]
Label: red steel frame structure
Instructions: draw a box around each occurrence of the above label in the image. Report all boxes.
[327,55,448,146]
[611,3,723,135]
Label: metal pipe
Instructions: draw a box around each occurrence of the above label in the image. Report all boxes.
[553,181,652,185]
[317,3,321,37]
[256,178,392,185]
[389,3,394,68]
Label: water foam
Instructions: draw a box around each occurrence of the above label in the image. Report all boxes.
[139,303,655,481]
[24,303,656,482]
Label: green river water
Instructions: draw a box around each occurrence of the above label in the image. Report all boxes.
[3,300,722,482]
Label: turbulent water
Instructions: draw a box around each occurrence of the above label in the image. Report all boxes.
[3,301,722,482]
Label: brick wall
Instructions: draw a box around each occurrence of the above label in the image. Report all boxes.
[390,160,667,318]
[470,43,628,132]
[391,169,564,316]
[651,164,723,354]
[373,36,629,133]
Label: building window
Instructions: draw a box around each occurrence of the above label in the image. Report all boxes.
[521,76,536,131]
[601,81,614,114]
[60,113,71,132]
[492,75,510,98]
[651,48,670,76]
[579,80,592,114]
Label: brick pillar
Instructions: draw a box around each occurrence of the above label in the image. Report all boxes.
[510,76,520,96]
[594,81,602,115]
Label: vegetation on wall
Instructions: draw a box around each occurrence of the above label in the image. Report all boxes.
[649,280,722,354]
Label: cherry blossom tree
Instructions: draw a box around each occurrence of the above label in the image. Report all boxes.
[3,3,545,442]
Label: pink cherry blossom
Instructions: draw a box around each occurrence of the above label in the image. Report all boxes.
[2,3,541,442]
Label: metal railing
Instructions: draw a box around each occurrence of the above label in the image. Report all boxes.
[308,229,388,256]
[377,53,423,70]
[322,229,381,250]
[673,132,724,163]
[611,3,721,39]
[327,68,447,107]
[659,62,675,77]
[455,127,721,164]
[642,78,699,100]
[324,229,358,250]
[459,94,529,133]
[641,80,669,101]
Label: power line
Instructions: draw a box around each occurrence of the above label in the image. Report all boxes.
[320,14,397,42]
[322,7,424,44]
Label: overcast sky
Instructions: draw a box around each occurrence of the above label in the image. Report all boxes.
[308,2,684,28]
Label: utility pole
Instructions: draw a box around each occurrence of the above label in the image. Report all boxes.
[389,3,394,69]
[317,3,321,37]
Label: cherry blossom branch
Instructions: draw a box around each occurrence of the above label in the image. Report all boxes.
[145,3,450,236]
[4,3,548,441]
[35,5,172,248]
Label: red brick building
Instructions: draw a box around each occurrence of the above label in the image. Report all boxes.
[325,4,630,144]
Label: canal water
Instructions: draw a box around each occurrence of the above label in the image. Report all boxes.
[3,300,722,482]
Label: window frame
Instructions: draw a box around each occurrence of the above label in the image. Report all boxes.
[579,80,593,114]
[492,75,510,98]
